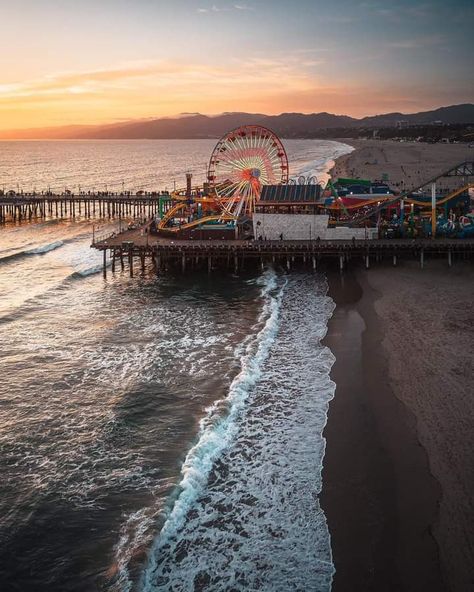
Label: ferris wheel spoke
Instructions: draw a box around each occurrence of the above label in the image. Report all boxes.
[208,125,289,213]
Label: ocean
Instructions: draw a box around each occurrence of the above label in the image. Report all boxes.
[0,139,352,591]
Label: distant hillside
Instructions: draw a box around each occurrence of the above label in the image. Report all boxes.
[1,104,473,139]
[358,104,474,128]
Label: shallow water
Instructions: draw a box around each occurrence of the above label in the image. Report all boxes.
[0,139,351,591]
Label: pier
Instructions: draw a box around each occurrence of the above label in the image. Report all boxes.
[91,229,474,277]
[0,193,173,223]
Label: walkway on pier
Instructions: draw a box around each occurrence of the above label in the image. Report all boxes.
[92,227,474,277]
[0,193,173,223]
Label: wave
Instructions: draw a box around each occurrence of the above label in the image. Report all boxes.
[293,141,354,186]
[139,269,286,591]
[139,274,336,591]
[0,240,64,264]
[67,264,105,280]
[27,240,64,254]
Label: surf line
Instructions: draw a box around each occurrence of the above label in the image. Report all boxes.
[140,269,286,590]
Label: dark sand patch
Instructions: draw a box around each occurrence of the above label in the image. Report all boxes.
[322,265,456,591]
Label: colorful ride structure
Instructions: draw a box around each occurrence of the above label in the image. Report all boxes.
[157,125,288,235]
[155,125,474,240]
[323,162,474,238]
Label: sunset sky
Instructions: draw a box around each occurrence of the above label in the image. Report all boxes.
[0,0,472,130]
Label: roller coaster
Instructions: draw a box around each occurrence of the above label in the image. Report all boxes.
[316,160,472,240]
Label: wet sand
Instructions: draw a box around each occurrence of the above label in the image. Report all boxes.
[322,261,474,591]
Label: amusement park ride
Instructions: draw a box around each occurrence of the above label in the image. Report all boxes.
[155,125,474,239]
[157,125,289,233]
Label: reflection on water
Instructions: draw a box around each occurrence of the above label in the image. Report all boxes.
[0,139,351,590]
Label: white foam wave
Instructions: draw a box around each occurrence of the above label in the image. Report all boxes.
[292,141,354,186]
[27,240,64,254]
[141,274,337,591]
[140,269,286,591]
[71,264,104,278]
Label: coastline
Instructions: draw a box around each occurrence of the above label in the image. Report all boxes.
[328,138,471,189]
[322,261,474,591]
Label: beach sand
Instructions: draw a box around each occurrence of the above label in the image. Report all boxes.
[322,262,474,592]
[331,139,472,192]
[321,139,473,591]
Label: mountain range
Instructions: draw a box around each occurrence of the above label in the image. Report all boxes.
[1,104,473,140]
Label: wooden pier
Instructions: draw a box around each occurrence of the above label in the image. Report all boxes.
[0,193,172,223]
[91,229,474,277]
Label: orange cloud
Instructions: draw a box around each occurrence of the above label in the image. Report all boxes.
[0,57,468,131]
[0,58,328,129]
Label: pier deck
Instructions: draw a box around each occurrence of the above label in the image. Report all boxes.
[0,193,172,223]
[91,229,474,276]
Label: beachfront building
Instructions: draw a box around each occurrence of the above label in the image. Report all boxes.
[253,184,374,240]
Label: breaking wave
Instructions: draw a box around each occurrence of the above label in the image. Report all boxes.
[139,270,285,591]
[0,240,64,263]
[140,273,336,592]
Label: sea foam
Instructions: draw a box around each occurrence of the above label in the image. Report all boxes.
[140,273,336,592]
[139,269,285,591]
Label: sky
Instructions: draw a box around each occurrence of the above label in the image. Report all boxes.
[0,0,472,130]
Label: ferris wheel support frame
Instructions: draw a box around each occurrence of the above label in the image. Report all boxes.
[207,125,289,217]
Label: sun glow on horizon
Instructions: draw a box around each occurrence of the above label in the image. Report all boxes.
[0,0,472,133]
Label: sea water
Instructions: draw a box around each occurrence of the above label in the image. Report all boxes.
[0,139,352,591]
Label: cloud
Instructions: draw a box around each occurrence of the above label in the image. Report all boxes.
[0,56,321,107]
[0,53,469,130]
[387,34,446,49]
[197,3,254,13]
[359,2,437,22]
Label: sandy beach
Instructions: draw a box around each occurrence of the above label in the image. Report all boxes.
[331,139,472,192]
[322,139,474,591]
[323,261,474,592]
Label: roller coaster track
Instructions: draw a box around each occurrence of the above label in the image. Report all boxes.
[327,196,392,210]
[349,160,474,226]
[406,183,474,207]
[157,201,186,229]
[160,214,236,233]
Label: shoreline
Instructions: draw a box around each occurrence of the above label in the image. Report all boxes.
[322,267,443,591]
[328,139,471,189]
[322,261,474,591]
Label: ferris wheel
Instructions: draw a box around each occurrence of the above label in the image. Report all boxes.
[207,125,289,216]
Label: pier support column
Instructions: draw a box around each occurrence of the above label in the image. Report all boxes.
[312,256,316,270]
[420,249,424,269]
[286,257,290,270]
[393,255,397,266]
[111,249,116,273]
[120,250,124,271]
[448,250,452,267]
[339,254,344,272]
[208,256,212,273]
[103,249,107,278]
[182,253,186,273]
[234,255,238,273]
[431,182,437,238]
[129,251,134,277]
[365,254,370,269]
